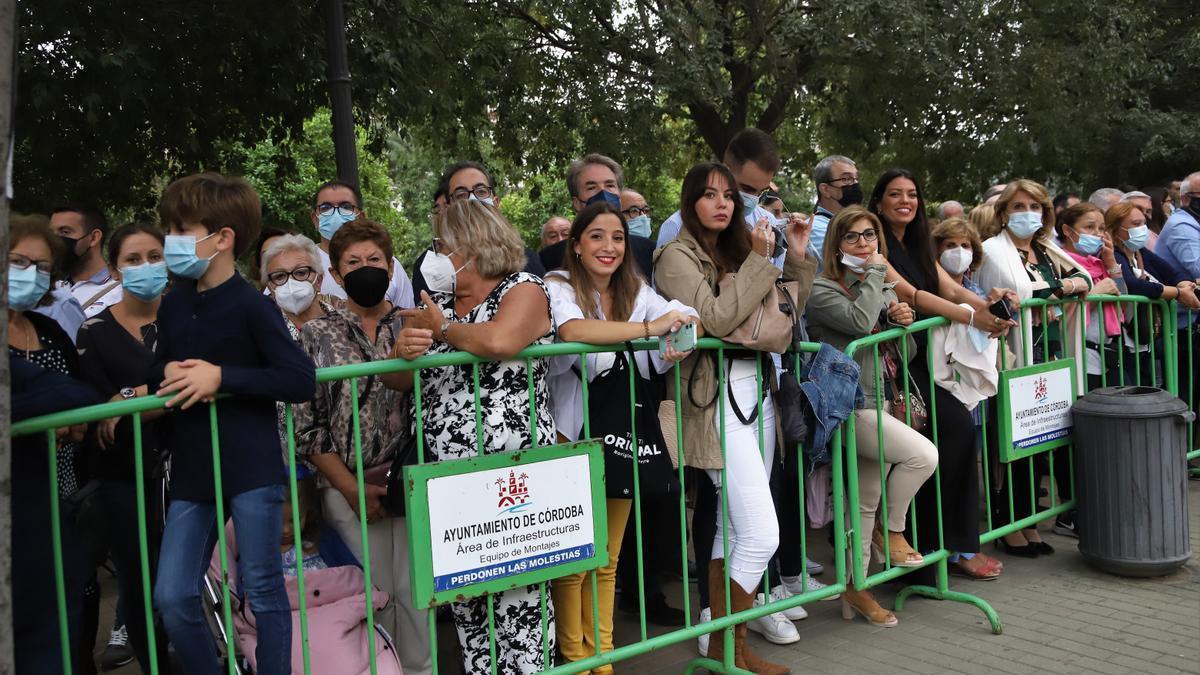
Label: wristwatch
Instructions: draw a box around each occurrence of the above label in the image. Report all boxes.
[120,387,137,400]
[439,320,452,341]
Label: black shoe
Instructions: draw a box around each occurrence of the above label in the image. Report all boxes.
[1053,511,1079,539]
[995,539,1039,558]
[1030,541,1055,555]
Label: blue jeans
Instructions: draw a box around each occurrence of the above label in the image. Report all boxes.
[154,485,290,675]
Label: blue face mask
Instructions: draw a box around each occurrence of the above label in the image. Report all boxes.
[584,190,622,210]
[467,193,496,207]
[1124,225,1150,251]
[1006,211,1043,239]
[120,261,169,301]
[627,214,651,238]
[740,192,760,218]
[317,210,358,240]
[1074,232,1104,256]
[164,233,217,279]
[8,264,51,312]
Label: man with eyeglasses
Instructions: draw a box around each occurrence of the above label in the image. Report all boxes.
[411,161,545,302]
[310,179,414,309]
[537,154,657,278]
[619,190,654,239]
[656,129,788,269]
[809,155,862,268]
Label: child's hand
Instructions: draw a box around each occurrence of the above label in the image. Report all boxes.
[159,359,222,410]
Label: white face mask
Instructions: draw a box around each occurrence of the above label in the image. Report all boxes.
[420,249,469,296]
[939,247,973,275]
[841,252,868,274]
[273,278,317,315]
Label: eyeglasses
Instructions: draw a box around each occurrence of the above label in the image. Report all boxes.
[449,185,495,201]
[316,202,360,217]
[622,205,653,218]
[9,254,53,275]
[825,177,859,188]
[841,229,878,244]
[266,266,317,287]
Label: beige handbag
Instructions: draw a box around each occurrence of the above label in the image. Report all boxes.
[717,275,802,353]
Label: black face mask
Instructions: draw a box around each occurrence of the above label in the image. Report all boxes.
[59,235,83,270]
[835,183,863,208]
[341,266,390,307]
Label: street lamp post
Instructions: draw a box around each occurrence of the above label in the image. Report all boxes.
[321,0,359,186]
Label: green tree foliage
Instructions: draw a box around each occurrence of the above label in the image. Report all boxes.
[14,0,1197,230]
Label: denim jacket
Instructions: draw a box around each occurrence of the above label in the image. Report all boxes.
[797,342,863,465]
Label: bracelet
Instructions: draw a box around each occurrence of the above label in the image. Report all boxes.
[643,319,650,340]
[1108,267,1123,276]
[966,306,976,328]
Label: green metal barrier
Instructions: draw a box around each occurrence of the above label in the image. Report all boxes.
[12,296,1194,672]
[839,295,1186,636]
[12,337,847,675]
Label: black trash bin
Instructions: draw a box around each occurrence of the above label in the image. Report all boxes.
[1071,386,1194,577]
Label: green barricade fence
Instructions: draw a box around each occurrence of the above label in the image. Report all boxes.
[11,338,846,675]
[10,296,1196,673]
[840,295,1189,636]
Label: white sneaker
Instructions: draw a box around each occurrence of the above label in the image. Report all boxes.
[782,574,840,601]
[767,584,809,621]
[806,557,825,575]
[748,594,801,644]
[697,607,710,656]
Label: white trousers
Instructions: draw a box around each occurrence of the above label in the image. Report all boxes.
[706,361,779,592]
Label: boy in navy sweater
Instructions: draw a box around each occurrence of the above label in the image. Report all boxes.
[149,173,316,675]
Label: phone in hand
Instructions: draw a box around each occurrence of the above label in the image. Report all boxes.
[658,321,697,355]
[989,298,1013,321]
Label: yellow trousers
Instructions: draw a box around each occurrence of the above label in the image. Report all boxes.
[551,498,633,675]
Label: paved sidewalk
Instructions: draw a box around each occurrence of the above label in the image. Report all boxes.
[100,483,1199,674]
[614,482,1200,674]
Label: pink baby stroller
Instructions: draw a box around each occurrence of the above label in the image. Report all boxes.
[206,522,404,675]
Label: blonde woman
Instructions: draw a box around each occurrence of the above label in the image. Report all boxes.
[396,199,557,674]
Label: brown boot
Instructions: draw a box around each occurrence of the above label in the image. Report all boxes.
[705,559,732,665]
[728,581,791,675]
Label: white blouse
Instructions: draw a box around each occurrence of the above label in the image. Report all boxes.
[545,271,699,442]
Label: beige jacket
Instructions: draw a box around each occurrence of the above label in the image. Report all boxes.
[653,228,817,469]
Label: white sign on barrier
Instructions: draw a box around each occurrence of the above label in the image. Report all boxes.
[426,453,597,592]
[1000,360,1076,462]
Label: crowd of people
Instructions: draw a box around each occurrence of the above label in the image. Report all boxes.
[10,127,1200,675]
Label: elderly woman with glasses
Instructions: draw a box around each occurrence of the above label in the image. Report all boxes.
[291,219,431,674]
[260,233,340,339]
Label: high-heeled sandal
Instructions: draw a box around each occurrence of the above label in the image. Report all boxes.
[872,528,924,568]
[841,588,898,627]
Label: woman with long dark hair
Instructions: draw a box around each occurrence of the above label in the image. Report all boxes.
[867,169,1012,579]
[655,162,816,675]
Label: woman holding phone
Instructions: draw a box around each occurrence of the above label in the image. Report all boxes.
[546,201,699,673]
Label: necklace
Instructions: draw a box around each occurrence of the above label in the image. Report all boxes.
[11,314,36,353]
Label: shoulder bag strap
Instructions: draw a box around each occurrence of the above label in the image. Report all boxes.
[82,281,121,310]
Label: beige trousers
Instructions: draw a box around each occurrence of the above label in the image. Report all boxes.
[852,409,938,567]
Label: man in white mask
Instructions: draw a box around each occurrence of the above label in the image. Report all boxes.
[412,162,545,302]
[310,179,414,309]
[656,129,790,269]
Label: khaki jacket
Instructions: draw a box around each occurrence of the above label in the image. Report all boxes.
[653,228,817,469]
